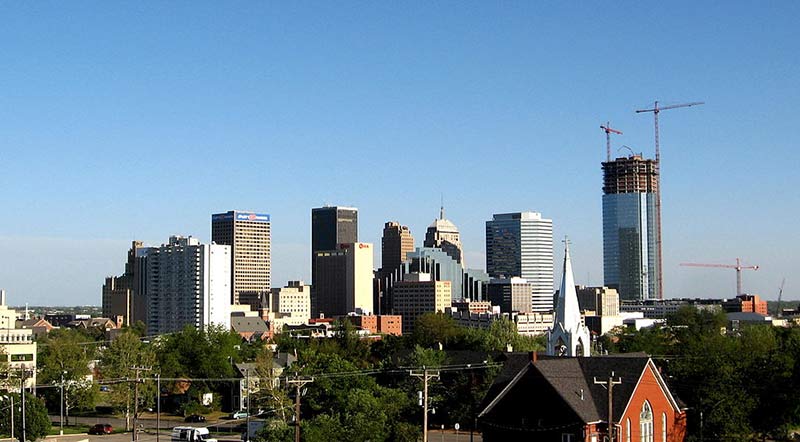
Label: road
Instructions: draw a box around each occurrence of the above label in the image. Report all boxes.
[46,418,483,442]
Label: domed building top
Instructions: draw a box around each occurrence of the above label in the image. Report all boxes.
[424,205,464,266]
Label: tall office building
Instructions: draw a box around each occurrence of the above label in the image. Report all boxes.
[601,155,660,300]
[424,206,464,266]
[376,221,415,314]
[381,221,414,274]
[311,206,358,283]
[486,212,554,312]
[211,210,272,308]
[102,240,147,326]
[312,242,373,318]
[144,236,231,334]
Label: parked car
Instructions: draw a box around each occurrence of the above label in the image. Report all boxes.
[229,410,248,419]
[184,414,206,423]
[89,424,113,435]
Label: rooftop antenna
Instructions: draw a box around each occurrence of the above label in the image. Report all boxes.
[439,194,445,220]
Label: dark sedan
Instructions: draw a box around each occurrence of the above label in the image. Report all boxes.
[184,414,207,423]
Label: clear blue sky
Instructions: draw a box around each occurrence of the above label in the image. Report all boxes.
[1,2,797,306]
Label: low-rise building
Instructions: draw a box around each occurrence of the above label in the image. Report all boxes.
[392,273,451,335]
[450,310,555,336]
[0,290,37,389]
[723,294,768,315]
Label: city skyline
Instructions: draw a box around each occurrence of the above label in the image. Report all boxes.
[1,2,797,304]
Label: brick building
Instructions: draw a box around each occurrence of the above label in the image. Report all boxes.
[723,294,768,315]
[479,353,687,442]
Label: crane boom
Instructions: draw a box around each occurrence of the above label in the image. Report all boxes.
[680,258,759,296]
[600,122,623,162]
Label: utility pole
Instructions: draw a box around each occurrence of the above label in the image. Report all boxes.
[245,369,250,442]
[156,374,161,442]
[594,375,622,442]
[130,366,152,442]
[21,369,27,442]
[60,371,65,435]
[286,374,314,442]
[410,367,440,442]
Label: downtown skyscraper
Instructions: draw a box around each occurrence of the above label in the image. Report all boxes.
[211,210,271,308]
[311,205,358,283]
[485,212,554,312]
[601,154,660,300]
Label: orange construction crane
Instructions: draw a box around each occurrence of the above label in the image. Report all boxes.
[680,258,759,296]
[600,122,622,162]
[637,100,704,300]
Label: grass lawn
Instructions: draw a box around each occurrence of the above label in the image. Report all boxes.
[48,425,90,435]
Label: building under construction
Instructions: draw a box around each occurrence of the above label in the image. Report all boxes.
[602,154,661,301]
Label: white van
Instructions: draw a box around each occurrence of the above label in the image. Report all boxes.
[171,426,218,442]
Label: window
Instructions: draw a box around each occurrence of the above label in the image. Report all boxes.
[626,418,631,442]
[640,401,654,442]
[662,412,667,442]
[561,434,574,442]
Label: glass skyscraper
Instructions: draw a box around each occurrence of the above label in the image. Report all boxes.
[602,155,661,300]
[485,212,554,312]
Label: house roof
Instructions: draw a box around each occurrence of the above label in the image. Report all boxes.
[480,353,659,425]
[231,317,270,333]
[233,353,297,378]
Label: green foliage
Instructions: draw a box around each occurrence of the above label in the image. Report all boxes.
[253,419,294,442]
[0,392,51,441]
[603,305,800,441]
[154,324,242,409]
[37,328,97,421]
[412,313,461,347]
[98,330,156,429]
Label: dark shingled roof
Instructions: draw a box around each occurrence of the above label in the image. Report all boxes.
[231,317,269,333]
[481,353,654,424]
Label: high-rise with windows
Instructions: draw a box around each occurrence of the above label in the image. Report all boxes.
[211,211,271,308]
[485,212,554,312]
[601,155,660,300]
[144,236,231,334]
[424,206,463,266]
[311,206,358,284]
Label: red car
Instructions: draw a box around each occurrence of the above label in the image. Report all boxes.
[89,424,113,435]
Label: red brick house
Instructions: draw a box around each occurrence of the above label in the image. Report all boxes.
[479,353,687,442]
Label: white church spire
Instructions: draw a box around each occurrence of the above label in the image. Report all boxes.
[555,238,581,329]
[547,237,592,357]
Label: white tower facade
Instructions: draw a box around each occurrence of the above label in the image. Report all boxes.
[547,241,591,357]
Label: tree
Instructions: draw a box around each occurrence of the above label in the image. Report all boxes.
[98,330,156,430]
[0,392,51,441]
[250,348,292,422]
[37,328,97,423]
[412,313,460,348]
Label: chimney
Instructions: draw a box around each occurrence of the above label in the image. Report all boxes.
[529,351,538,364]
[0,289,5,306]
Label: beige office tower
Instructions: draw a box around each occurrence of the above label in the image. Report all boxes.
[424,205,464,266]
[212,211,271,309]
[392,273,451,335]
[381,222,414,274]
[312,242,374,318]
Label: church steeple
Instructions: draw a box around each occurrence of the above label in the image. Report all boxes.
[547,237,591,357]
[555,238,581,329]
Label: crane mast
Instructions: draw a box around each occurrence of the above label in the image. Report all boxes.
[636,100,704,299]
[600,122,623,162]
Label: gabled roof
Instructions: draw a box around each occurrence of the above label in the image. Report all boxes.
[480,354,657,424]
[231,317,269,334]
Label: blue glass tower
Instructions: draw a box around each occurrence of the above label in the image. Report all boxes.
[602,155,660,300]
